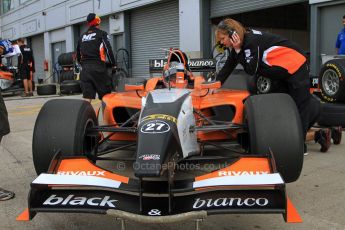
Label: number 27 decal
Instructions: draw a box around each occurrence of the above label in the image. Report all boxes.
[140,120,170,134]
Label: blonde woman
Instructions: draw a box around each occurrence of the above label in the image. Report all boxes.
[215,18,322,153]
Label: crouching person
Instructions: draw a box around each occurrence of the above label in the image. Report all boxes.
[0,89,15,201]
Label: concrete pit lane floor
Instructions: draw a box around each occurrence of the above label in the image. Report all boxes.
[1,93,345,230]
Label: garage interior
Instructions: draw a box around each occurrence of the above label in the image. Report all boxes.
[211,2,310,52]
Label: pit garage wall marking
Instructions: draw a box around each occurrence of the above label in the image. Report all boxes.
[32,174,121,189]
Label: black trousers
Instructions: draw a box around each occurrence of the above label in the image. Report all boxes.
[274,63,321,139]
[80,61,112,100]
[0,90,10,138]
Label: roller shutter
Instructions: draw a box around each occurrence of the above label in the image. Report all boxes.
[211,0,305,18]
[130,0,179,78]
[320,4,345,56]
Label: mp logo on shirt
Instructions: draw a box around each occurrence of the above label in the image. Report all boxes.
[82,33,96,42]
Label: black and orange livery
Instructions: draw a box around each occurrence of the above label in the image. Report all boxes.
[18,49,303,227]
[217,29,307,83]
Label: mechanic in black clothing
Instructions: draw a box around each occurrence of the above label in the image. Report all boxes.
[0,90,15,201]
[76,13,116,102]
[17,38,35,97]
[215,18,329,152]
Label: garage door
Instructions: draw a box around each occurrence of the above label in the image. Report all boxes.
[130,0,179,78]
[320,4,345,56]
[211,0,305,18]
[31,34,45,82]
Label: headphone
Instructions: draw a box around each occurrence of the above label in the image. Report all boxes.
[217,20,235,37]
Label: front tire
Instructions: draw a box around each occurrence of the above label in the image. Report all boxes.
[32,99,97,175]
[245,94,304,183]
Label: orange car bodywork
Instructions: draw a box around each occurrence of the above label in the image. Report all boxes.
[101,75,250,142]
[0,70,13,81]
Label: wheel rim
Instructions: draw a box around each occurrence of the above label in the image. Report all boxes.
[322,69,339,96]
[257,76,271,94]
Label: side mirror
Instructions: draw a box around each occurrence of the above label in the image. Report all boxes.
[197,81,221,90]
[125,83,145,91]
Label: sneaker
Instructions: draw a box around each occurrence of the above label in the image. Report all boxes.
[303,143,309,156]
[331,126,342,145]
[0,188,15,201]
[315,129,331,152]
[21,92,30,97]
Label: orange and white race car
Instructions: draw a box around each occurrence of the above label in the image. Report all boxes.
[18,48,303,228]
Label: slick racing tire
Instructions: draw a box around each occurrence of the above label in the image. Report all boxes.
[319,59,345,103]
[59,70,75,82]
[245,93,304,183]
[36,84,57,95]
[317,102,345,128]
[222,69,256,94]
[60,80,82,95]
[112,68,129,92]
[58,52,75,66]
[32,99,98,175]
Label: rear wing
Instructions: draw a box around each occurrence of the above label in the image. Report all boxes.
[149,58,216,74]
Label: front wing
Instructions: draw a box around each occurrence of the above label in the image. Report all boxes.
[17,156,302,224]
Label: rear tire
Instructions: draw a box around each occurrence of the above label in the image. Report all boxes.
[112,68,129,91]
[32,99,97,175]
[244,93,304,183]
[318,102,345,128]
[222,69,256,94]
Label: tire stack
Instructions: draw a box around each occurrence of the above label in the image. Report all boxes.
[58,52,82,95]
